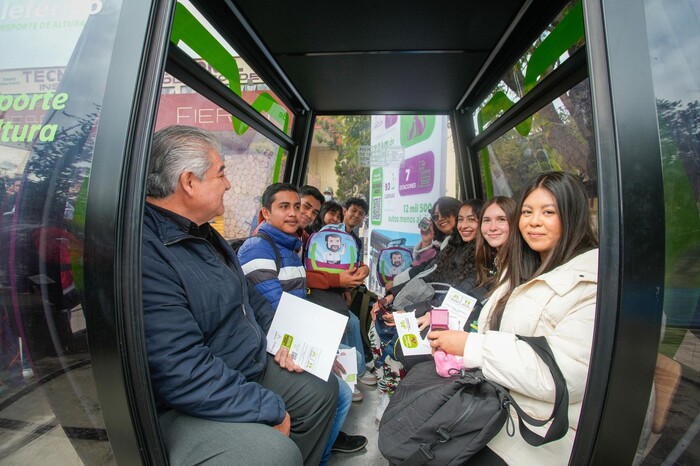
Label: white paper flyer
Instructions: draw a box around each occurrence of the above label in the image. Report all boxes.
[266,292,348,381]
[336,347,358,391]
[441,287,478,330]
[394,311,432,356]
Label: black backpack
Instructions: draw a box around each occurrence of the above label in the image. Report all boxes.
[378,336,569,465]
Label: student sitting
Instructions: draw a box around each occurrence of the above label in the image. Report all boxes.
[410,217,441,270]
[342,197,368,258]
[307,200,377,392]
[310,199,344,234]
[142,126,337,466]
[296,185,325,254]
[238,184,306,308]
[369,197,472,421]
[237,182,367,462]
[474,196,517,289]
[425,172,598,465]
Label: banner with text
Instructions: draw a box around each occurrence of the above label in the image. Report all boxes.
[366,115,447,294]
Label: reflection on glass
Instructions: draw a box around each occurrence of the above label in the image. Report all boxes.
[474,0,585,134]
[156,89,288,240]
[480,79,595,213]
[0,0,122,464]
[171,1,294,135]
[635,0,700,464]
[310,116,372,202]
[308,115,457,296]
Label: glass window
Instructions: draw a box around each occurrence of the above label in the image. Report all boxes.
[156,88,288,240]
[478,78,596,220]
[635,1,700,464]
[0,0,123,463]
[474,0,585,134]
[307,116,372,203]
[308,115,458,204]
[307,115,457,294]
[170,0,294,136]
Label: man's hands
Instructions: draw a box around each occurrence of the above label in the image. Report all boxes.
[273,412,291,436]
[274,346,303,373]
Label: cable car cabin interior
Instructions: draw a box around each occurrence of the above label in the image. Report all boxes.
[0,0,697,464]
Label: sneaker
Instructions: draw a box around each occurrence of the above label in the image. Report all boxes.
[331,432,368,453]
[375,392,391,422]
[358,371,377,386]
[352,386,364,402]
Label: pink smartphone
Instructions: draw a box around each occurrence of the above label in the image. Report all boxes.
[430,308,449,331]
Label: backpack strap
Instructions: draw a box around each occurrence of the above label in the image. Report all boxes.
[255,231,281,273]
[399,336,569,466]
[503,335,569,446]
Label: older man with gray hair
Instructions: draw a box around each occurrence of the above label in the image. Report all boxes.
[142,125,338,466]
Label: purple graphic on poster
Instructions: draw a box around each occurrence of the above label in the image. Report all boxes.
[385,115,398,128]
[399,151,434,196]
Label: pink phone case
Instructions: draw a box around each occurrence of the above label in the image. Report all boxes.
[430,308,449,331]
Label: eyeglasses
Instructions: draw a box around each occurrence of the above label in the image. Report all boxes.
[431,212,449,221]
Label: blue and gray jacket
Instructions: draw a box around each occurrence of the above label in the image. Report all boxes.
[237,221,307,310]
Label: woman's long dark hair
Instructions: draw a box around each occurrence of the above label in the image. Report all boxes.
[488,172,598,330]
[475,196,517,287]
[430,199,483,286]
[430,196,461,242]
[311,200,344,232]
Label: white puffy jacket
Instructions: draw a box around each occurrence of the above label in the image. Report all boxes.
[463,249,598,465]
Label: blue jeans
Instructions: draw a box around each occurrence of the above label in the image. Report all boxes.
[320,373,352,465]
[341,312,366,376]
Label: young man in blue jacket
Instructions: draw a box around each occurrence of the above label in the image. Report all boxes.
[238,183,307,309]
[238,182,368,462]
[141,125,338,466]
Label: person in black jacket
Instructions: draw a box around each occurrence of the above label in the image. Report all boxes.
[142,125,338,466]
[369,198,485,421]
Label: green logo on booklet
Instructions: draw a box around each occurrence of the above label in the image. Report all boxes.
[401,334,418,348]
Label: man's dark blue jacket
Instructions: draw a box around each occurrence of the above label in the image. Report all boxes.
[142,204,285,425]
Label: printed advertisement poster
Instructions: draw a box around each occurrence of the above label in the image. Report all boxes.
[0,0,101,158]
[367,115,447,294]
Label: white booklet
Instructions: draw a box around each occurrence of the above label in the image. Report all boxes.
[266,292,348,381]
[441,287,478,330]
[336,347,358,391]
[394,311,432,356]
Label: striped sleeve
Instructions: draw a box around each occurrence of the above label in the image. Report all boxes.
[238,237,283,309]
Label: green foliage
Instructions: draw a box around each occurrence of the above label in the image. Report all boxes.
[656,99,700,286]
[316,115,371,201]
[476,1,587,197]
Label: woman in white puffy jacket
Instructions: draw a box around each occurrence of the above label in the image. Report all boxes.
[428,171,599,465]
